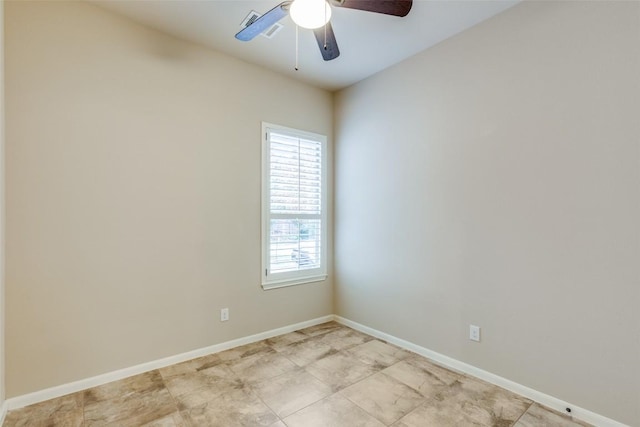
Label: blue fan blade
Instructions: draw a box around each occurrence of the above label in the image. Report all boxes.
[235,2,290,41]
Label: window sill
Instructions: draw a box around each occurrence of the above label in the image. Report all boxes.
[262,274,328,290]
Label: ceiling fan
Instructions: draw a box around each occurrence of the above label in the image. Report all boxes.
[235,0,413,61]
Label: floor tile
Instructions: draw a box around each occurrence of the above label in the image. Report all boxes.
[84,371,164,404]
[283,394,386,427]
[180,387,278,427]
[163,364,244,410]
[341,372,425,425]
[383,355,462,396]
[48,408,85,427]
[279,337,337,367]
[229,349,298,383]
[514,403,592,427]
[84,386,178,426]
[83,368,177,426]
[297,321,345,337]
[216,341,272,363]
[317,327,375,351]
[305,351,377,391]
[140,411,188,427]
[3,407,84,427]
[345,339,411,369]
[158,353,222,379]
[3,392,83,427]
[394,375,532,427]
[163,362,237,394]
[265,331,308,351]
[251,368,332,418]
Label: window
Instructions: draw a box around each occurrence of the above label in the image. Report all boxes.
[262,123,327,289]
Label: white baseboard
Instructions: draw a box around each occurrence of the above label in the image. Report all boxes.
[4,314,333,411]
[0,400,7,425]
[334,315,628,427]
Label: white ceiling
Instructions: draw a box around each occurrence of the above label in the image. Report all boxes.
[93,0,521,91]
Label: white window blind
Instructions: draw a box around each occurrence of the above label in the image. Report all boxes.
[262,123,327,289]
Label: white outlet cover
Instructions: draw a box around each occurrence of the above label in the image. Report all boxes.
[469,325,481,342]
[221,308,229,322]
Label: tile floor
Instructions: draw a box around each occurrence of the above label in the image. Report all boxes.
[3,322,592,427]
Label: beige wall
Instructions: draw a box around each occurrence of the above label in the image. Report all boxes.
[4,1,333,397]
[4,0,639,422]
[335,1,640,425]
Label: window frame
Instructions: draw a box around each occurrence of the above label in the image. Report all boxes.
[261,122,328,290]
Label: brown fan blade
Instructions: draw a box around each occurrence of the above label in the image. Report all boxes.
[331,0,412,17]
[313,22,340,61]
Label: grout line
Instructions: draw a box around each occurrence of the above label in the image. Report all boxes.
[338,384,400,426]
[157,369,183,424]
[249,385,281,426]
[511,400,535,427]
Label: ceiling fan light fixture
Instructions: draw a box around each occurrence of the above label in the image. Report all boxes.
[289,0,332,29]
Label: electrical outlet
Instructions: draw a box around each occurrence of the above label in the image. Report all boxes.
[469,325,480,342]
[220,308,229,322]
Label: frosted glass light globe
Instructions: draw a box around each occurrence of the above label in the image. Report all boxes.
[289,0,332,29]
